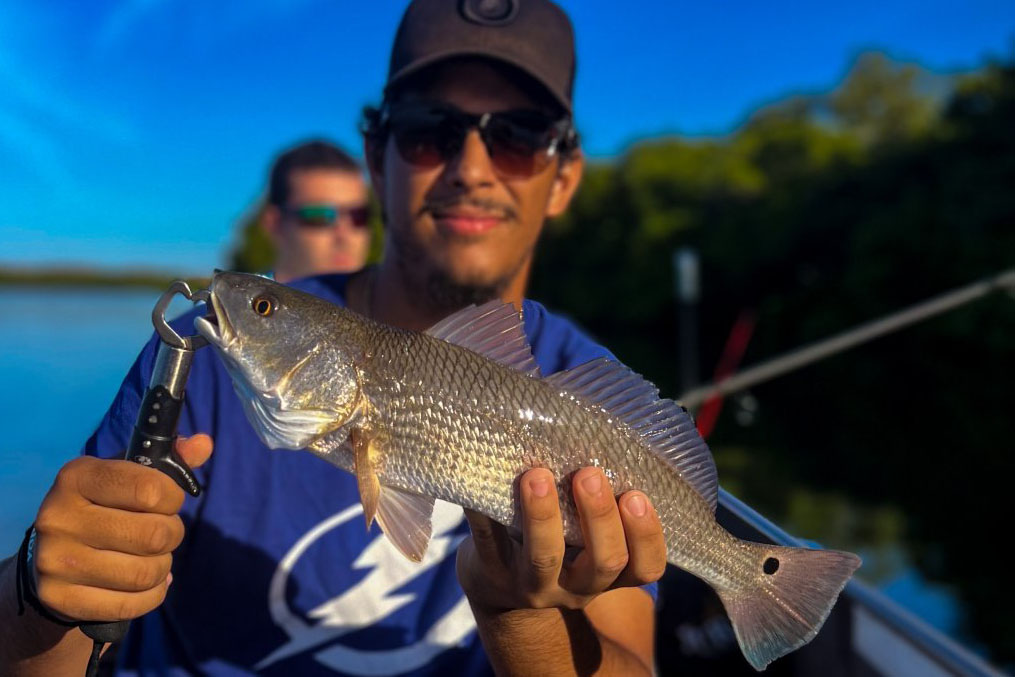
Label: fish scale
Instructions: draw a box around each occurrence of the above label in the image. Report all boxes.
[197,271,862,671]
[361,325,730,566]
[430,356,709,569]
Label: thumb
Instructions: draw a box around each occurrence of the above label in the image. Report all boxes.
[175,434,214,469]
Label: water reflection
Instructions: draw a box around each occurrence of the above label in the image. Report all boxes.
[0,288,163,555]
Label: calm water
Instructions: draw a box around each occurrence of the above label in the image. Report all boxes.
[0,287,193,556]
[0,288,972,657]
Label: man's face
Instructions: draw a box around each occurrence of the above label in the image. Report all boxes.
[371,60,583,308]
[265,169,371,280]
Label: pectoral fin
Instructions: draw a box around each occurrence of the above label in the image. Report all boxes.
[374,486,436,563]
[351,429,435,563]
[352,429,382,526]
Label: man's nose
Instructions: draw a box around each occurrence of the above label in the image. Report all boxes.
[443,129,497,189]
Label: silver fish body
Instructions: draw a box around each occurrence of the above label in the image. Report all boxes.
[310,322,720,564]
[196,271,861,671]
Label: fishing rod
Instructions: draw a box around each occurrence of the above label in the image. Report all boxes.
[78,281,208,677]
[679,267,1015,409]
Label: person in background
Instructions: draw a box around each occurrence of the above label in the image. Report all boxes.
[261,140,372,281]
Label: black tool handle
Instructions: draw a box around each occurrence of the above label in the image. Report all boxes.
[78,348,202,671]
[124,385,201,496]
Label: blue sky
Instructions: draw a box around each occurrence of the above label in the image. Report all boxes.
[1,1,1012,275]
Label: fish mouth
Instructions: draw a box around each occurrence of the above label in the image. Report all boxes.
[194,288,234,349]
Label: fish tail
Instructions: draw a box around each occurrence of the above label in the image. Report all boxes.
[715,542,861,671]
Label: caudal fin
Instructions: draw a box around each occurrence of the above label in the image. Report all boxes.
[716,544,861,671]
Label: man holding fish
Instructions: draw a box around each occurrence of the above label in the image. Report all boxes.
[1,1,858,675]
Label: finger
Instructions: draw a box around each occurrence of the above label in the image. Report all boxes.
[463,509,513,570]
[612,491,668,589]
[35,575,171,623]
[519,468,565,595]
[176,434,213,469]
[70,457,185,515]
[72,508,185,556]
[562,468,629,595]
[35,536,172,593]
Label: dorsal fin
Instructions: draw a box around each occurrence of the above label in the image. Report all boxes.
[546,358,718,512]
[425,301,541,377]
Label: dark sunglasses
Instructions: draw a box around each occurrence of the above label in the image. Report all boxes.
[284,204,371,229]
[380,101,575,179]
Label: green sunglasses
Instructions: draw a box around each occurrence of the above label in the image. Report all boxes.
[284,203,372,229]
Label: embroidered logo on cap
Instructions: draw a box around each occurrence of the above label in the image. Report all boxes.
[460,0,519,26]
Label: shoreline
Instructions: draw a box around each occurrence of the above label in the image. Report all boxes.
[0,267,210,291]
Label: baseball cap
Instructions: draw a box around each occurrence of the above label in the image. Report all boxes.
[385,0,576,114]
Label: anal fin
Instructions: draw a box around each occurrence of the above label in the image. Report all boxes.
[351,429,435,563]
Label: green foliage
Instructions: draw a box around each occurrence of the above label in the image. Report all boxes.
[229,204,275,273]
[364,192,386,263]
[532,53,1015,664]
[827,52,940,144]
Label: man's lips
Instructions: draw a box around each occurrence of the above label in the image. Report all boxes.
[432,210,504,236]
[330,253,359,267]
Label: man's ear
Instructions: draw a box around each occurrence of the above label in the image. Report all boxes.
[261,204,282,244]
[545,149,584,219]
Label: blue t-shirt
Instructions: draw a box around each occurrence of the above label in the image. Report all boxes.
[85,274,657,676]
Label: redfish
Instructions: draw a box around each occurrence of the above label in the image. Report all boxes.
[195,271,861,670]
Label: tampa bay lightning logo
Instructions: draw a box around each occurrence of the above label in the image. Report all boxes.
[255,501,476,674]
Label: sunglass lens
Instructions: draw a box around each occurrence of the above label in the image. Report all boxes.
[394,128,445,167]
[386,104,564,178]
[485,112,558,177]
[390,107,458,167]
[296,206,337,227]
[348,206,371,228]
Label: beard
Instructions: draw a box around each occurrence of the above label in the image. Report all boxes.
[423,267,504,309]
[389,219,527,314]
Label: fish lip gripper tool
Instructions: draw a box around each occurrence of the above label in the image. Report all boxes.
[78,279,208,676]
[125,279,208,495]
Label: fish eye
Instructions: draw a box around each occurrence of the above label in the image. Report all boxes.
[252,295,277,317]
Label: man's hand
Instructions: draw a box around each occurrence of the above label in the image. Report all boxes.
[456,466,667,612]
[30,435,213,623]
[455,467,665,675]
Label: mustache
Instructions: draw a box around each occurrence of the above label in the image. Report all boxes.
[419,195,518,221]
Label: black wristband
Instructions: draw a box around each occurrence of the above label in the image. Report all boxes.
[15,525,78,627]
